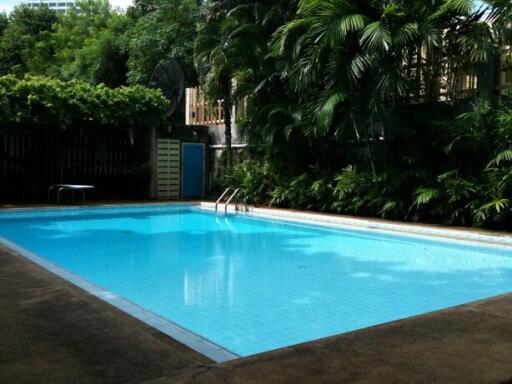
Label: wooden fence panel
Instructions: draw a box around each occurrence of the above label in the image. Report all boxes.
[0,127,137,202]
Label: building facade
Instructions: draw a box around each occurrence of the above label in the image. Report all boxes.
[23,0,76,13]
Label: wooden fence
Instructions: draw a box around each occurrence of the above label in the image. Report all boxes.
[0,127,146,202]
[186,87,248,127]
[186,88,225,126]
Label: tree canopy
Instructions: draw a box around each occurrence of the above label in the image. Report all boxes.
[0,0,201,89]
[0,5,57,76]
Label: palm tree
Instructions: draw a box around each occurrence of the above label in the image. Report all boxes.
[272,0,496,142]
[195,1,238,167]
[225,1,304,174]
[486,0,512,30]
[195,0,297,167]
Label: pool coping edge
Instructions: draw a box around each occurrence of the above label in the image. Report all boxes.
[0,235,240,363]
[199,203,512,249]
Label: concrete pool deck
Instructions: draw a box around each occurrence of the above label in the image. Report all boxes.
[1,204,512,383]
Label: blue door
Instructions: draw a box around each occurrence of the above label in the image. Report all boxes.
[182,143,204,198]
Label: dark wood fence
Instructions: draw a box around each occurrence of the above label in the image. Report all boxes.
[0,126,150,203]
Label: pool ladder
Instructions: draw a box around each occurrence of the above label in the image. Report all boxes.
[215,187,247,213]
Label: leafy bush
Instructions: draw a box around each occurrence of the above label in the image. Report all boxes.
[220,159,276,205]
[270,172,332,210]
[411,99,512,228]
[0,75,168,129]
[220,99,512,230]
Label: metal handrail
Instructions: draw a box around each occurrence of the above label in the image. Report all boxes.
[224,188,240,213]
[215,187,232,212]
[234,189,249,212]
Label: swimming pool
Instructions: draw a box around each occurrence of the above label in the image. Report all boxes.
[1,204,511,361]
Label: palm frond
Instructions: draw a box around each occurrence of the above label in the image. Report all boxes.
[487,149,512,167]
[434,0,472,18]
[359,21,391,53]
[474,198,510,222]
[393,22,419,47]
[413,188,440,206]
[271,19,309,57]
[226,24,265,46]
[322,14,367,47]
[418,19,442,48]
[348,53,371,81]
[314,91,345,133]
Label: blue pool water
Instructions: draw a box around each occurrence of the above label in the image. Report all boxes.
[0,205,511,356]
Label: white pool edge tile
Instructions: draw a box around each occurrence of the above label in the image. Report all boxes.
[0,201,195,213]
[0,202,196,219]
[199,202,512,249]
[0,236,239,363]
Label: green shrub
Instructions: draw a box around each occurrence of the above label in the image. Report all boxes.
[220,99,512,230]
[0,75,168,129]
[219,159,277,205]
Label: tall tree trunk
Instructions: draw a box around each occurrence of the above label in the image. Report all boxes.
[425,47,432,102]
[415,46,422,103]
[221,74,233,168]
[223,95,233,168]
[406,47,414,102]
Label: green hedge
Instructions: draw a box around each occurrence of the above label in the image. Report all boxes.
[0,75,168,129]
[222,100,512,230]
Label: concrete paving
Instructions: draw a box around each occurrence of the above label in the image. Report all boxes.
[0,245,211,384]
[165,295,512,383]
[1,244,512,384]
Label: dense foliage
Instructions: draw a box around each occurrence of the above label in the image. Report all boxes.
[0,5,57,77]
[195,0,297,165]
[200,0,512,230]
[0,0,200,91]
[126,0,199,85]
[224,100,512,229]
[0,0,511,228]
[0,75,168,129]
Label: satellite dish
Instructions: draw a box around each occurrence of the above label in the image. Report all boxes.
[148,58,185,119]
